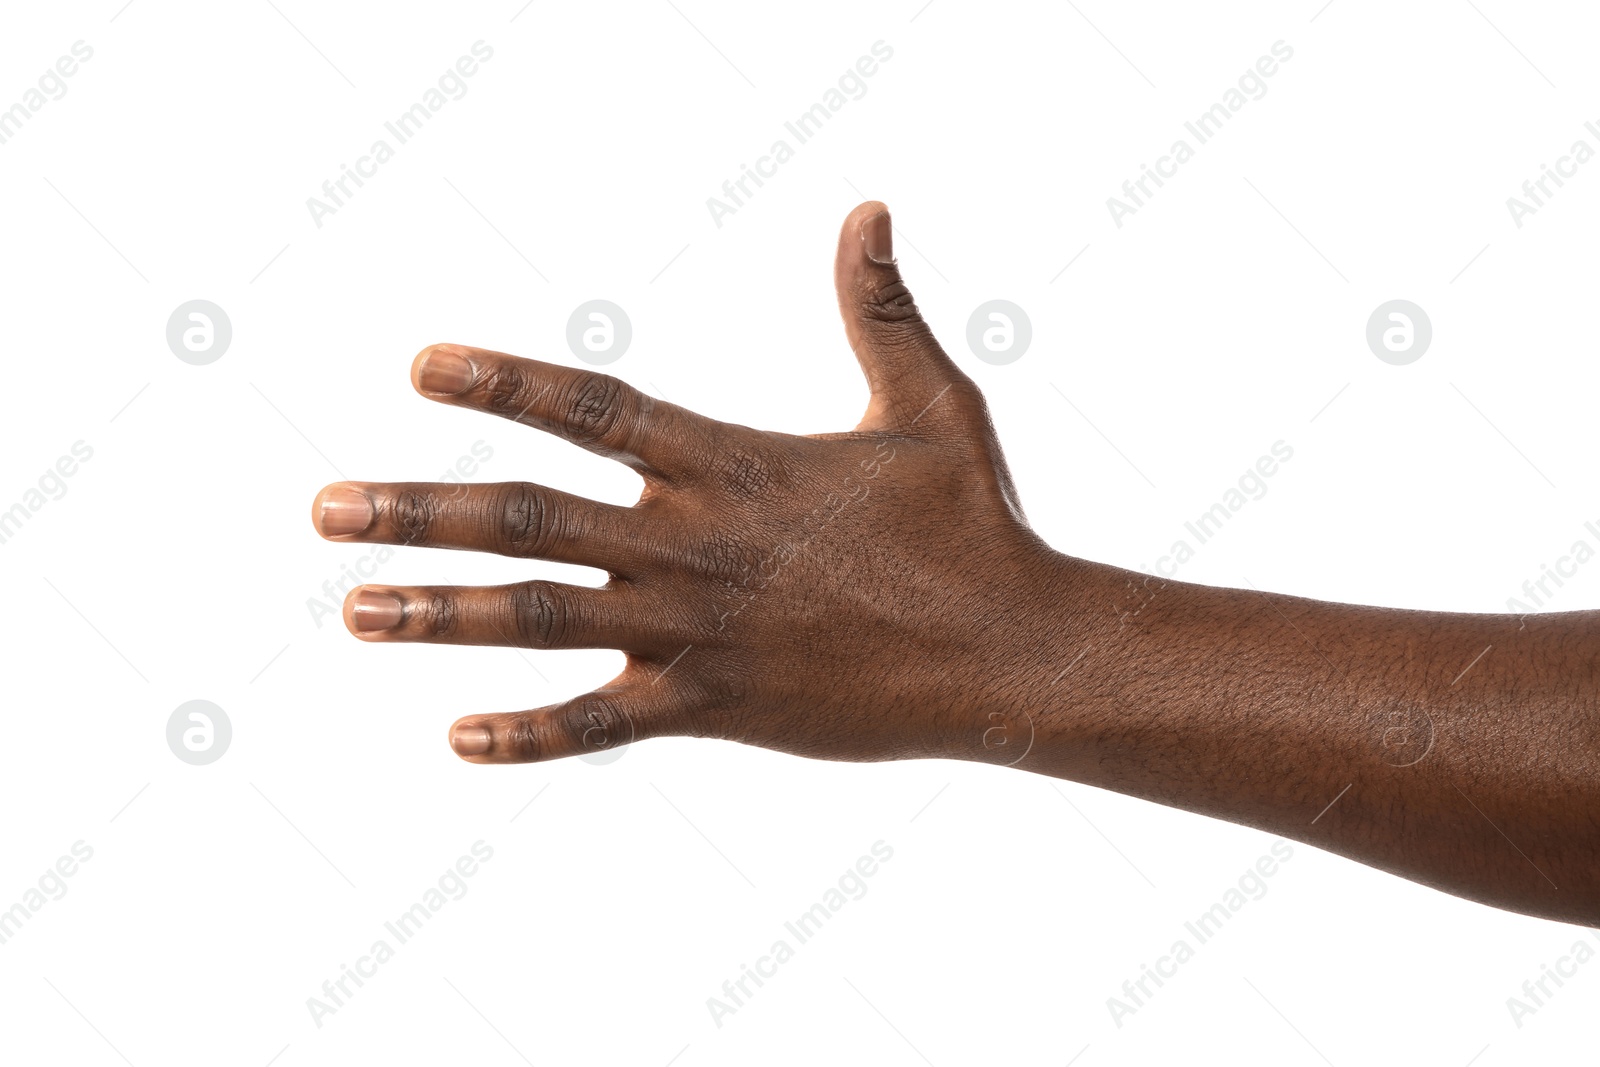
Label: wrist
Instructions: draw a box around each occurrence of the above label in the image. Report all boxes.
[925,538,1124,769]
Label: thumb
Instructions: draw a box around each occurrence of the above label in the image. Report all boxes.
[834,200,969,432]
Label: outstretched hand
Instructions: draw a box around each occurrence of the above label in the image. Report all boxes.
[312,202,1076,766]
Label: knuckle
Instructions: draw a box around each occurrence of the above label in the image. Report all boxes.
[668,670,743,741]
[425,591,458,638]
[561,374,629,445]
[501,715,542,762]
[482,361,537,418]
[691,530,757,587]
[497,483,556,556]
[862,278,923,327]
[697,665,751,711]
[941,379,997,437]
[390,489,438,545]
[511,581,566,649]
[714,448,777,498]
[558,695,632,755]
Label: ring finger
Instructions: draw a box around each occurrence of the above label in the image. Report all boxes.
[344,580,661,652]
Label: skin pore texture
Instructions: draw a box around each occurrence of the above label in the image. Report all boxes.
[312,201,1599,927]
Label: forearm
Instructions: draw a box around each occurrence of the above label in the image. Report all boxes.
[1006,551,1600,925]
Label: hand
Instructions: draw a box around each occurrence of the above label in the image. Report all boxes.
[311,201,1078,765]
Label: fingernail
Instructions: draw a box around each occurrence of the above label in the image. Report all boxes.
[350,589,405,632]
[451,724,491,756]
[863,210,894,265]
[318,486,373,537]
[417,346,475,394]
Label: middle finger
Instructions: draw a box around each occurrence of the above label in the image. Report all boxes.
[314,480,652,575]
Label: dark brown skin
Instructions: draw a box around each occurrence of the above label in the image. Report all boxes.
[313,201,1600,927]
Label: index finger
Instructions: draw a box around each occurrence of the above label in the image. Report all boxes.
[412,343,720,480]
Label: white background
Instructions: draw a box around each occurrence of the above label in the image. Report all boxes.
[2,1,1597,1063]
